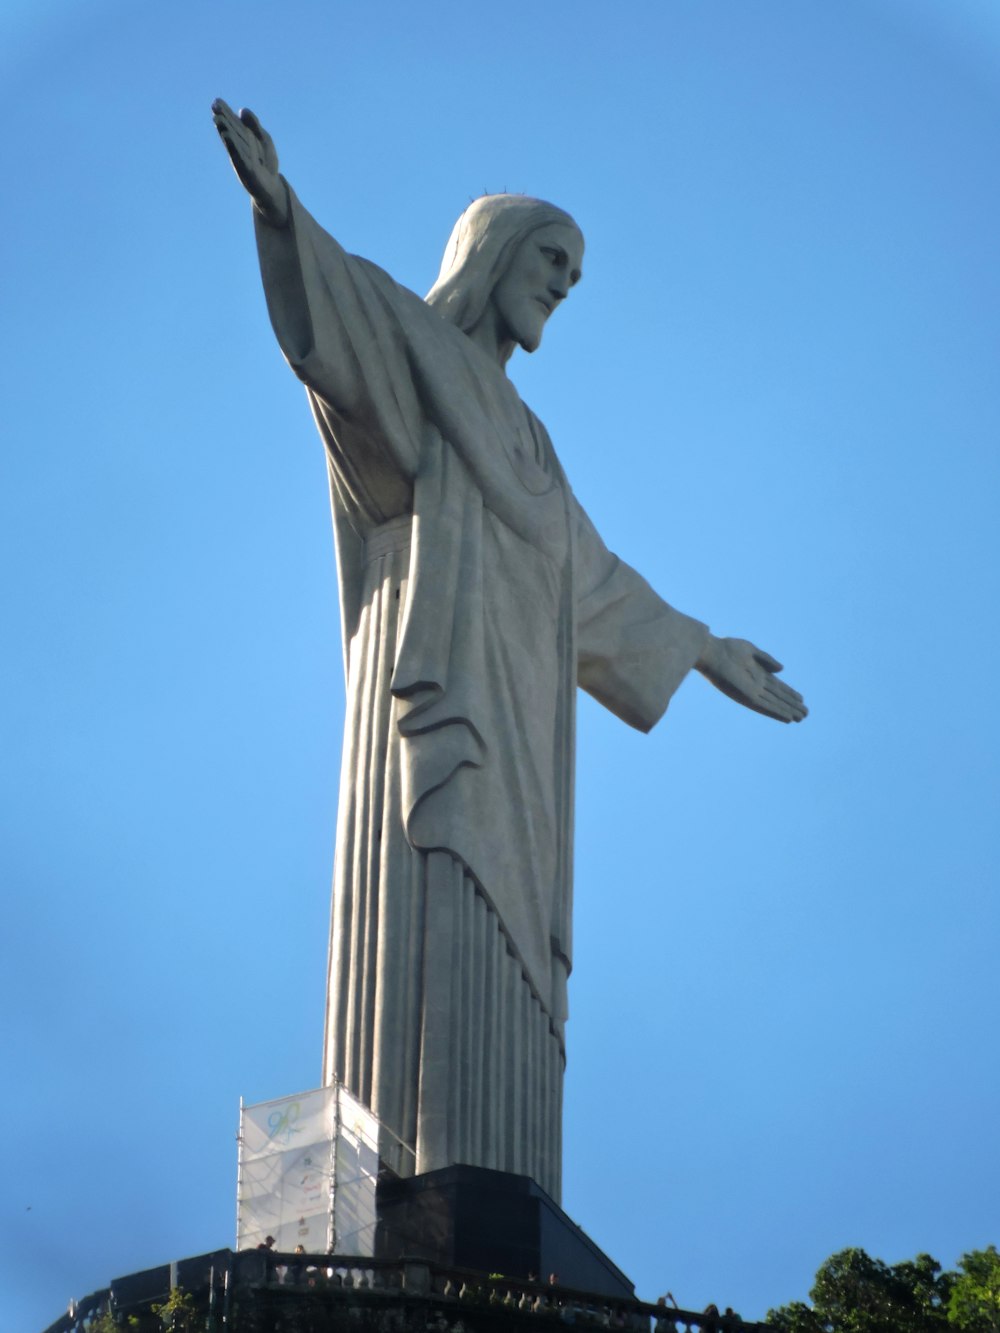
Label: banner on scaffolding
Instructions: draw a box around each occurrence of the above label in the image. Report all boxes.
[236,1084,383,1255]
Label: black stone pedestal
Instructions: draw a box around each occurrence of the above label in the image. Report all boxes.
[375,1164,633,1300]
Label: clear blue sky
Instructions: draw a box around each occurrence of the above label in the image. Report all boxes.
[3,2,999,1329]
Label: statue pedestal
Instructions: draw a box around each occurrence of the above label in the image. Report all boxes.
[375,1164,633,1300]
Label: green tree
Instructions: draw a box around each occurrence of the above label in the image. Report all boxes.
[151,1287,197,1332]
[768,1247,953,1333]
[87,1312,118,1333]
[768,1299,825,1332]
[949,1247,1000,1333]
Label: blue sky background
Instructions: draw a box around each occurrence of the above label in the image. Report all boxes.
[3,2,999,1329]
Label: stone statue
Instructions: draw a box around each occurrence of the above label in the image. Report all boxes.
[212,100,806,1203]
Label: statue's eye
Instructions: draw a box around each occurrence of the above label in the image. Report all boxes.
[540,246,565,267]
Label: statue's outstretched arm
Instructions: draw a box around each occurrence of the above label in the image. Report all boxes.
[212,99,289,228]
[695,636,807,723]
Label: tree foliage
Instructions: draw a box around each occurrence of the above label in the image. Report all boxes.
[949,1247,1000,1333]
[151,1286,197,1332]
[767,1246,964,1333]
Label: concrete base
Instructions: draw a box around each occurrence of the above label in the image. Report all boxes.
[375,1164,634,1300]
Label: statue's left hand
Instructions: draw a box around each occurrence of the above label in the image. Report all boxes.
[696,636,807,723]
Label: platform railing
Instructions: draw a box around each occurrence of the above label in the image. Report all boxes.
[42,1247,775,1333]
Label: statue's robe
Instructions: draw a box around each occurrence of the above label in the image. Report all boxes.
[254,190,709,1201]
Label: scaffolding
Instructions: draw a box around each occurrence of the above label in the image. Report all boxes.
[236,1083,414,1255]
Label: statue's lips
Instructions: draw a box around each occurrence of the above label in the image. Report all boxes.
[535,297,554,315]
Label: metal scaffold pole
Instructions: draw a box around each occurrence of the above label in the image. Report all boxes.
[329,1079,340,1253]
[235,1096,245,1249]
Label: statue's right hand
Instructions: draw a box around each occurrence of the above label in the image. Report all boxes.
[212,99,288,227]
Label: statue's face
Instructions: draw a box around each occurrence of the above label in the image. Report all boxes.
[491,222,584,353]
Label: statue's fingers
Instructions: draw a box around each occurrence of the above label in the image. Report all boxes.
[240,107,267,140]
[240,107,279,172]
[765,677,804,706]
[215,127,262,195]
[216,124,247,163]
[776,700,807,721]
[761,681,807,720]
[764,698,802,723]
[753,648,784,674]
[762,681,806,714]
[213,100,248,141]
[754,699,793,723]
[215,128,242,166]
[214,110,252,155]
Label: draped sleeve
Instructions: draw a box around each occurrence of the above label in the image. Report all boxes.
[253,185,426,480]
[574,501,710,732]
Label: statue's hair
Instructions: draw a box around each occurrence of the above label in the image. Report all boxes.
[425,194,581,334]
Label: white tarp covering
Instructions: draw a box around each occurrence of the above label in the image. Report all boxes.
[237,1084,382,1255]
[331,1091,380,1253]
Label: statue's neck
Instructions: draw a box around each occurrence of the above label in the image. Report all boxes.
[466,305,516,370]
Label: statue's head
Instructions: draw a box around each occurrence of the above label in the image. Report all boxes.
[426,194,583,356]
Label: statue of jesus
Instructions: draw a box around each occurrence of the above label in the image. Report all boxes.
[213,100,806,1204]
